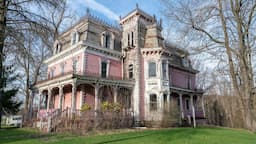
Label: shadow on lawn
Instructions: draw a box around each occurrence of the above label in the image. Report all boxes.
[93,128,210,144]
[94,133,154,144]
[0,127,54,144]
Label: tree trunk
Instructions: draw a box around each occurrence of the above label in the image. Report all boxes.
[0,0,6,129]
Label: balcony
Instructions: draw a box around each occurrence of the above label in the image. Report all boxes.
[37,70,132,85]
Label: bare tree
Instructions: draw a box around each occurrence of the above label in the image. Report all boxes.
[162,0,256,130]
[0,0,66,122]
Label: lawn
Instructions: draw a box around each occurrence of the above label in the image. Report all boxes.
[0,127,255,144]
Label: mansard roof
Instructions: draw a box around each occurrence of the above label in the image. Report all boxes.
[60,10,121,37]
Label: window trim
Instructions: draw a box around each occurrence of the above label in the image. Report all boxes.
[149,94,157,111]
[162,60,167,79]
[148,61,157,78]
[100,59,109,78]
[128,64,133,79]
[71,31,79,45]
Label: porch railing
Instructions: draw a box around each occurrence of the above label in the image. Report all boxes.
[37,70,133,85]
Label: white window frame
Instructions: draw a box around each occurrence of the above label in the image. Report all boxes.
[148,61,157,78]
[99,59,110,78]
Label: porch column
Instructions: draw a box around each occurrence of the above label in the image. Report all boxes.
[179,93,184,119]
[71,81,77,113]
[167,92,170,112]
[114,86,118,103]
[47,88,52,112]
[201,95,206,117]
[94,84,99,111]
[58,85,63,110]
[190,95,196,128]
[38,90,42,112]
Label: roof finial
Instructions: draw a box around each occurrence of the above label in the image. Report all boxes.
[119,15,122,20]
[153,14,156,21]
[86,8,90,16]
[136,3,139,9]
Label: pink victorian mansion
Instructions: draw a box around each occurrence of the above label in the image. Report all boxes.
[35,6,205,130]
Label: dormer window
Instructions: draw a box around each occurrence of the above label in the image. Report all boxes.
[102,31,111,49]
[71,31,79,45]
[105,34,110,48]
[182,57,189,67]
[54,41,61,54]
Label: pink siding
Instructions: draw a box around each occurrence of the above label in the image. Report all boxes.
[63,87,72,109]
[85,53,122,78]
[54,94,59,109]
[85,53,100,74]
[170,68,196,89]
[47,51,84,78]
[109,60,122,78]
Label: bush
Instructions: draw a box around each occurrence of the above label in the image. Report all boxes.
[81,103,91,112]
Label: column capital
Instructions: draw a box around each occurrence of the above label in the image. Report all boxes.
[59,84,64,89]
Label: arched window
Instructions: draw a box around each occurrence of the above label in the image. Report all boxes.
[148,62,156,77]
[150,94,157,111]
[128,64,133,79]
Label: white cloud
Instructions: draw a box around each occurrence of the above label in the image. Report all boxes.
[73,0,119,20]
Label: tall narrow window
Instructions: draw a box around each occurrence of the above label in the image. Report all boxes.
[150,94,157,111]
[127,33,130,46]
[187,75,191,89]
[60,63,65,75]
[148,62,156,77]
[105,34,110,48]
[72,59,77,73]
[162,61,167,79]
[128,64,133,79]
[131,32,134,46]
[71,32,77,45]
[50,68,54,78]
[101,61,107,78]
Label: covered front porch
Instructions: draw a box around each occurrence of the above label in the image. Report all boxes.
[35,73,134,131]
[170,86,205,127]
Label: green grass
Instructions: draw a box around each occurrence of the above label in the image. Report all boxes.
[0,127,255,144]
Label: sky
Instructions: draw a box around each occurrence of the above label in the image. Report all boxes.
[67,0,163,24]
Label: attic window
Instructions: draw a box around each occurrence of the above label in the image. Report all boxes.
[71,31,79,45]
[102,32,111,49]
